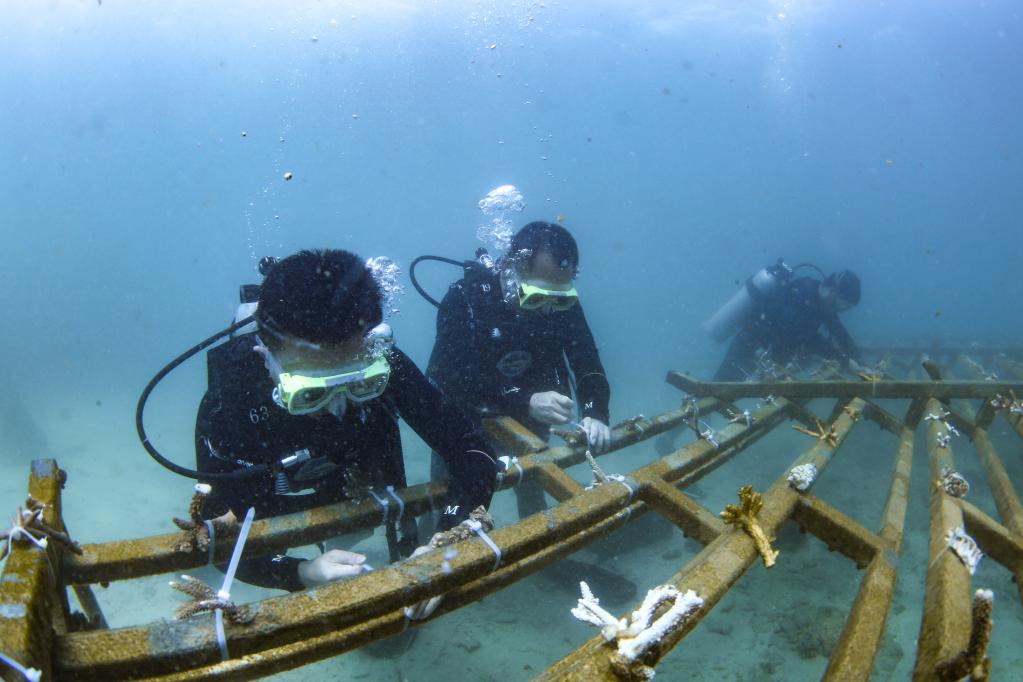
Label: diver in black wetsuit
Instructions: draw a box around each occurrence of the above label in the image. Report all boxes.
[713,268,863,382]
[426,221,611,517]
[194,249,497,593]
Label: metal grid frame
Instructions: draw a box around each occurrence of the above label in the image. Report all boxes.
[2,347,1022,681]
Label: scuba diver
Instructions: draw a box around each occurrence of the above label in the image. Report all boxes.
[139,249,497,594]
[415,221,611,518]
[705,261,863,381]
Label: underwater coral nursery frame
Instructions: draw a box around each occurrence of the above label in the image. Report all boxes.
[1,347,1022,681]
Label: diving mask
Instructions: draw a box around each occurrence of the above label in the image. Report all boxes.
[258,325,392,415]
[517,280,579,311]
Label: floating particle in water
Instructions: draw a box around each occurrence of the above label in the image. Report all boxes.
[310,35,318,42]
[837,42,843,48]
[884,159,894,166]
[283,171,293,181]
[935,310,942,319]
[241,131,247,137]
[488,43,497,49]
[352,113,358,119]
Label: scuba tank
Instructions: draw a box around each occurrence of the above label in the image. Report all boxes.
[702,259,792,342]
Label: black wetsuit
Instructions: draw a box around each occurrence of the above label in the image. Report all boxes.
[195,333,497,592]
[714,276,861,381]
[426,265,610,514]
[427,265,610,434]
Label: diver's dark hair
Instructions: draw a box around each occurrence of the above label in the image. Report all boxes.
[508,221,579,275]
[826,269,861,306]
[256,249,382,346]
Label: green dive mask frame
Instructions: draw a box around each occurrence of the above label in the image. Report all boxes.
[259,343,392,415]
[517,280,579,311]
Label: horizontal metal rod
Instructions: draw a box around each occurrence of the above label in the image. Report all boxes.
[666,371,1023,400]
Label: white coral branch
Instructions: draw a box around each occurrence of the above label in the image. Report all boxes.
[572,582,703,663]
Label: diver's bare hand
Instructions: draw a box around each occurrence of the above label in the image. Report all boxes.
[403,544,444,620]
[529,391,575,424]
[297,549,369,588]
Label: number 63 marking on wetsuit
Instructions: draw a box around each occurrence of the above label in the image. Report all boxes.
[248,406,270,423]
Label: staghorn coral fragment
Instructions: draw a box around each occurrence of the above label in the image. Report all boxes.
[172,484,235,554]
[429,506,495,549]
[169,574,253,624]
[720,485,778,568]
[551,426,587,447]
[935,588,994,681]
[792,419,838,448]
[1,495,82,561]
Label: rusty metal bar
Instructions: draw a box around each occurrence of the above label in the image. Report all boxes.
[911,398,972,681]
[535,462,586,502]
[822,400,919,680]
[791,496,881,569]
[537,400,863,680]
[971,426,1023,537]
[0,460,66,682]
[958,500,1023,574]
[821,554,897,681]
[642,478,724,546]
[666,371,1023,400]
[877,402,920,553]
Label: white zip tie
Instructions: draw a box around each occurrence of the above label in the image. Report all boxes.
[612,475,636,503]
[385,486,405,520]
[462,518,502,571]
[214,609,228,660]
[0,652,41,682]
[367,489,390,523]
[214,506,255,661]
[204,520,216,565]
[497,456,524,487]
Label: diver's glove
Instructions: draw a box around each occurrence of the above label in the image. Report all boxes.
[580,417,611,453]
[528,391,575,424]
[297,549,370,588]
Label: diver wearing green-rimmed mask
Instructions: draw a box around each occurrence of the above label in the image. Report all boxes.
[192,248,497,600]
[426,220,612,519]
[256,324,393,418]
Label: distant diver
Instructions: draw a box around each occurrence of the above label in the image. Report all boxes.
[705,260,863,381]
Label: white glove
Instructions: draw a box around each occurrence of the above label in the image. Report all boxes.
[528,391,575,424]
[580,417,611,453]
[297,549,370,588]
[403,543,444,620]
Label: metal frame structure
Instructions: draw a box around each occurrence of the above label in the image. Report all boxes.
[2,346,1022,681]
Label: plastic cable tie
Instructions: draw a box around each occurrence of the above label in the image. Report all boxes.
[0,651,41,682]
[204,520,216,565]
[462,518,502,571]
[214,608,229,660]
[367,488,390,524]
[385,485,405,521]
[611,475,636,504]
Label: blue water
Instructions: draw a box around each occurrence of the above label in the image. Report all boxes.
[1,1,1021,679]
